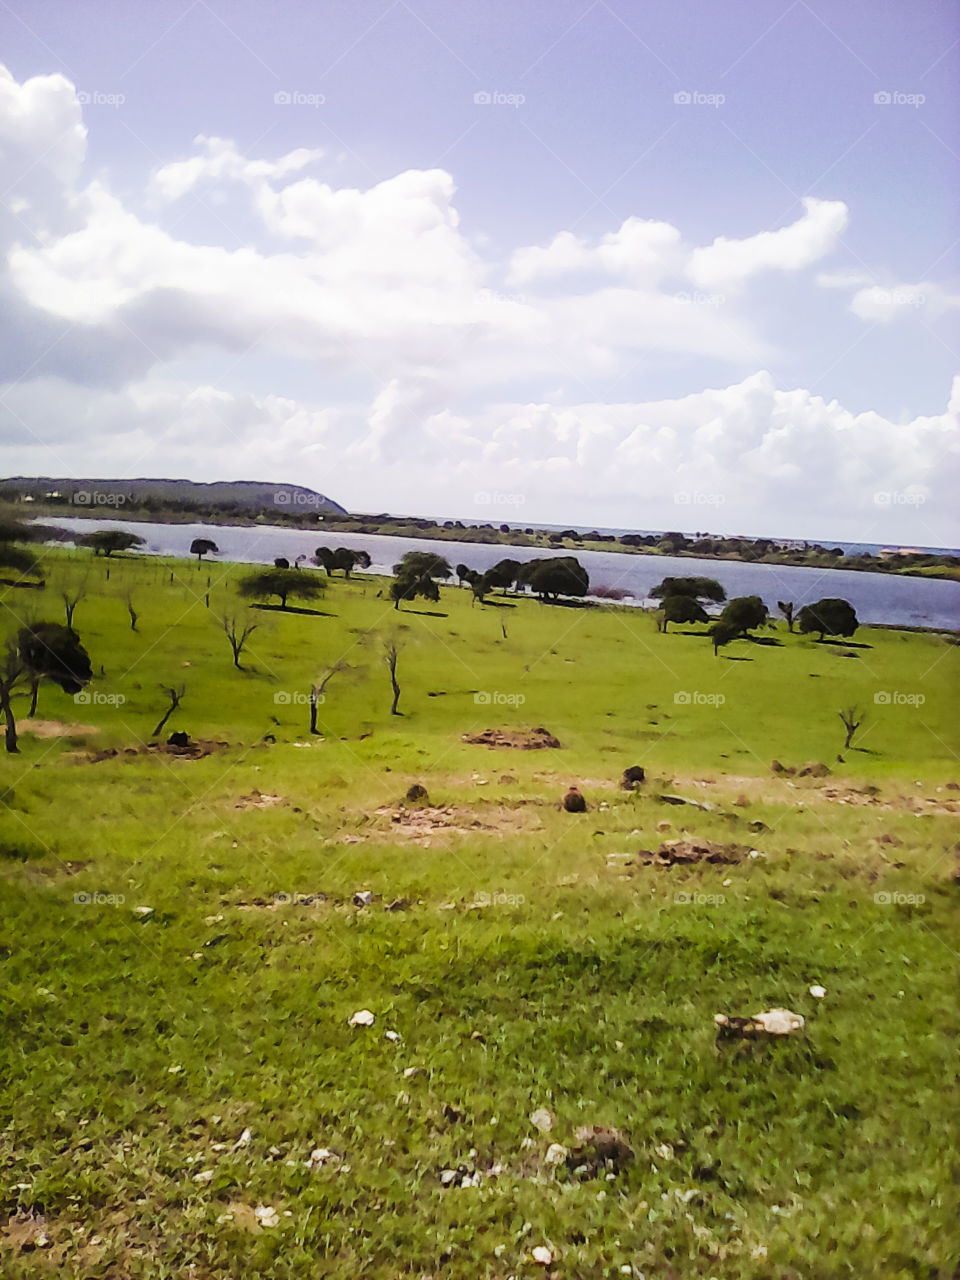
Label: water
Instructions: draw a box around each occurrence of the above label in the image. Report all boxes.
[47,517,960,630]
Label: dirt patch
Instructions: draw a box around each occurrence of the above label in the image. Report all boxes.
[463,726,562,749]
[235,790,285,810]
[639,838,746,866]
[19,718,99,738]
[80,738,231,764]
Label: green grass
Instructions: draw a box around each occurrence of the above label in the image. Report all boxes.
[1,549,958,1278]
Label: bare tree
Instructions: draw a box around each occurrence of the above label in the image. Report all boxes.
[221,614,258,670]
[62,583,87,629]
[152,684,185,738]
[125,592,138,632]
[383,638,402,715]
[777,601,795,632]
[308,660,349,734]
[839,705,863,749]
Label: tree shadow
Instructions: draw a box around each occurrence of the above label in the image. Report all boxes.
[721,655,753,661]
[852,746,880,754]
[817,638,873,649]
[747,635,782,646]
[400,609,449,617]
[251,603,333,617]
[480,599,517,609]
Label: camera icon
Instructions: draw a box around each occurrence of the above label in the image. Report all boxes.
[73,491,91,505]
[274,691,291,704]
[74,891,91,904]
[874,891,891,905]
[673,892,691,905]
[874,691,891,705]
[474,691,491,705]
[474,890,491,906]
[873,491,891,505]
[74,690,91,704]
[874,91,891,105]
[274,90,291,105]
[273,891,291,905]
[274,490,290,504]
[674,691,691,705]
[674,90,691,105]
[674,490,691,504]
[473,91,491,105]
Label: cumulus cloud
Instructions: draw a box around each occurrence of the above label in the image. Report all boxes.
[687,197,849,291]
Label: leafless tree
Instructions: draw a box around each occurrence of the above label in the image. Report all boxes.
[125,592,138,632]
[383,638,402,715]
[308,660,349,734]
[152,684,185,738]
[221,614,258,670]
[62,582,87,629]
[839,705,863,749]
[778,601,795,632]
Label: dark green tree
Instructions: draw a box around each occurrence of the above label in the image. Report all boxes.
[78,529,145,557]
[719,595,768,637]
[526,557,589,601]
[238,568,324,611]
[659,594,709,632]
[190,538,219,562]
[797,598,859,641]
[651,576,726,604]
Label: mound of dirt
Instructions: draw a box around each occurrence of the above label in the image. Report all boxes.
[639,838,745,866]
[235,791,285,810]
[376,805,495,837]
[82,739,230,764]
[463,727,562,750]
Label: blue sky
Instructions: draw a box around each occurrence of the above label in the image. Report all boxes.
[0,0,957,541]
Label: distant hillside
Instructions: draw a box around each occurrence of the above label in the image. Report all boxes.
[0,477,346,515]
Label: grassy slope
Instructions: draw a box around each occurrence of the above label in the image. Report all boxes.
[1,550,958,1279]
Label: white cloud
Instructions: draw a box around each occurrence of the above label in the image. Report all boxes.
[687,197,848,291]
[849,280,960,322]
[508,217,682,287]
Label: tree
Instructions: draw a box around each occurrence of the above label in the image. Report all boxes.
[659,594,709,632]
[390,572,439,610]
[718,595,768,637]
[1,623,93,748]
[238,568,324,611]
[190,538,219,563]
[797,598,859,641]
[274,556,290,569]
[486,558,522,592]
[61,582,87,629]
[152,684,185,738]
[307,660,350,734]
[125,592,138,632]
[778,600,796,632]
[78,530,145,557]
[314,546,337,575]
[332,547,371,579]
[839,705,863,749]
[526,556,589,602]
[221,614,258,669]
[455,562,469,586]
[708,621,739,655]
[651,576,726,604]
[393,551,453,582]
[0,518,54,583]
[383,637,402,715]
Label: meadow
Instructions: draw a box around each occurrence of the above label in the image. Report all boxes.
[1,548,958,1279]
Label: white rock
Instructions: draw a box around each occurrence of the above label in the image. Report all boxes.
[384,1030,400,1042]
[349,1009,375,1027]
[532,1245,553,1265]
[192,1169,213,1183]
[809,985,827,999]
[440,1169,458,1186]
[655,1143,674,1160]
[544,1143,568,1166]
[753,1008,805,1035]
[308,1147,336,1166]
[235,1127,253,1146]
[133,906,153,917]
[255,1204,279,1228]
[530,1108,554,1133]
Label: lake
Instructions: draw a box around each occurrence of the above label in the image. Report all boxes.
[47,517,960,630]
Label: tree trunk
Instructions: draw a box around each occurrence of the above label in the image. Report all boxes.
[389,666,401,715]
[309,687,320,734]
[28,679,38,717]
[844,724,855,748]
[0,686,18,753]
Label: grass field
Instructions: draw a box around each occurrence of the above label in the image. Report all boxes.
[1,549,958,1278]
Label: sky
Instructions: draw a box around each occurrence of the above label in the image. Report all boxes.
[0,0,958,543]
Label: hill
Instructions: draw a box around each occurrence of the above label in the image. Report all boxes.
[0,476,346,515]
